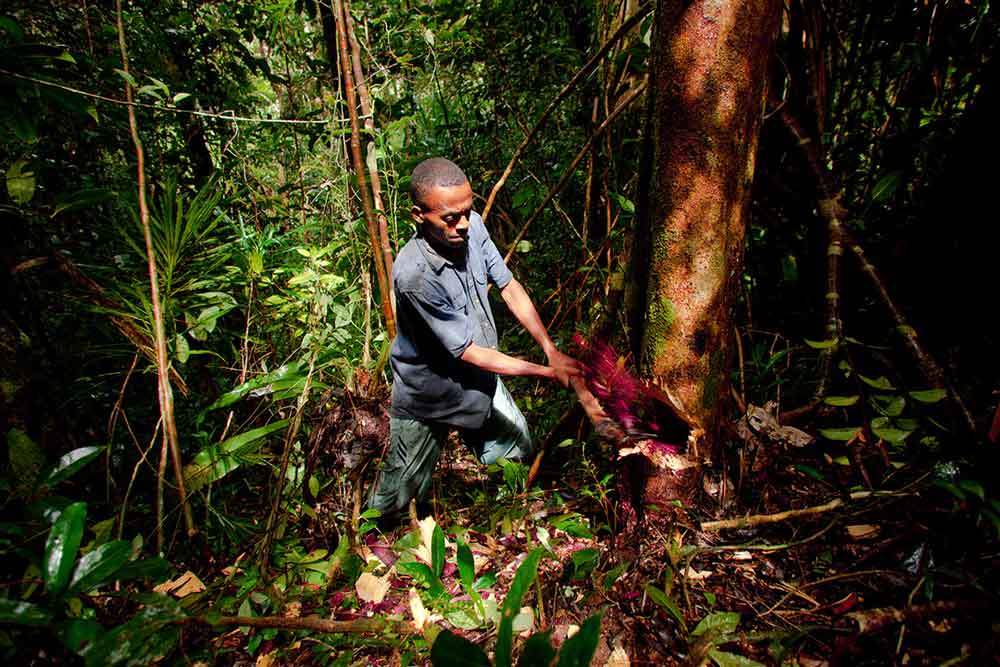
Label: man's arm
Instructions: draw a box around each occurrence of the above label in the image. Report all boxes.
[498,278,580,386]
[460,343,556,380]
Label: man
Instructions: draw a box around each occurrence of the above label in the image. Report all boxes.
[369,157,580,518]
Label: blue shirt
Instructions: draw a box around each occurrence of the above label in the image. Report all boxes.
[389,211,513,429]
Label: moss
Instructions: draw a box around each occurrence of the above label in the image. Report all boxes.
[644,294,676,367]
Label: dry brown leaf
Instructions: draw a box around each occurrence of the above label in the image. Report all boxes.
[355,571,392,603]
[284,601,302,618]
[255,652,276,667]
[153,570,206,598]
[847,524,880,540]
[606,643,630,667]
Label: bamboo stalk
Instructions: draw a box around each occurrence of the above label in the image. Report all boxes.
[344,0,394,288]
[115,0,194,538]
[333,0,395,339]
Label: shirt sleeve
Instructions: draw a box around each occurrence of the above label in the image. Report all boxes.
[398,285,474,358]
[472,212,513,289]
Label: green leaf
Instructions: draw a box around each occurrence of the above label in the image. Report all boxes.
[199,363,303,416]
[86,106,99,124]
[183,419,289,491]
[68,540,131,593]
[457,541,475,589]
[172,92,191,104]
[871,170,902,203]
[430,629,489,667]
[0,599,53,626]
[555,613,602,667]
[175,334,190,364]
[610,192,635,214]
[55,51,77,64]
[444,605,481,630]
[823,395,859,407]
[57,618,103,655]
[113,557,171,583]
[497,549,544,667]
[518,631,556,667]
[397,562,445,597]
[645,584,687,633]
[804,338,838,349]
[692,611,740,638]
[44,501,87,596]
[431,525,445,578]
[909,389,946,404]
[872,427,912,444]
[5,159,36,204]
[871,394,905,417]
[82,593,184,667]
[859,374,895,390]
[569,548,599,580]
[51,188,116,217]
[40,446,103,487]
[819,427,861,441]
[515,240,533,254]
[708,649,766,667]
[795,464,825,481]
[7,428,45,487]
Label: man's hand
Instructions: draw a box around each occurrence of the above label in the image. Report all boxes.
[546,348,582,388]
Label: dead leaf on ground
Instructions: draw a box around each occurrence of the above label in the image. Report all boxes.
[847,524,880,540]
[153,570,206,598]
[355,571,392,603]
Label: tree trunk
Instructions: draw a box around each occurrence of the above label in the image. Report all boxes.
[636,0,781,501]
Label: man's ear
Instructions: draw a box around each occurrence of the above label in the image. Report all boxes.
[410,204,424,225]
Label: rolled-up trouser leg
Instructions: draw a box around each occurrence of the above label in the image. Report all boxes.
[463,379,534,465]
[368,417,448,516]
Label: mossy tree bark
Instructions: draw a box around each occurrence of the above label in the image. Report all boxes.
[636,0,781,500]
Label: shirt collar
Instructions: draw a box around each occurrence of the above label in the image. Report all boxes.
[416,231,466,274]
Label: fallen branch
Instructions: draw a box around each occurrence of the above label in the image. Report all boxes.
[481,3,652,223]
[700,491,880,531]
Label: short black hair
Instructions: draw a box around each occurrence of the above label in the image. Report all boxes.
[410,158,468,207]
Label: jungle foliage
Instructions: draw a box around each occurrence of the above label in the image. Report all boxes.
[1,0,997,665]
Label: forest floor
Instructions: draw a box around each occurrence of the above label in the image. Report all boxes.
[188,408,999,667]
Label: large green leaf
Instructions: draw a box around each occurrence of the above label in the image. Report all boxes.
[430,629,490,667]
[432,524,446,578]
[0,599,52,626]
[44,501,87,596]
[456,540,475,589]
[823,395,859,407]
[57,618,104,655]
[82,594,185,667]
[51,188,116,217]
[39,446,103,488]
[496,549,544,667]
[68,540,131,594]
[709,649,766,667]
[6,159,36,204]
[692,611,740,638]
[819,427,861,441]
[645,583,687,633]
[199,363,304,416]
[909,388,946,404]
[555,613,602,667]
[183,419,289,491]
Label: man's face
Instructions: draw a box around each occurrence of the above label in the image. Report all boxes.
[413,181,474,251]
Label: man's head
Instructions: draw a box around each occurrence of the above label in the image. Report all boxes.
[410,158,474,251]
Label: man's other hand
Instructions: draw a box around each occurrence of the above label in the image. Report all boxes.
[546,348,582,388]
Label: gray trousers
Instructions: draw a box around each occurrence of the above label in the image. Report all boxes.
[369,379,534,515]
